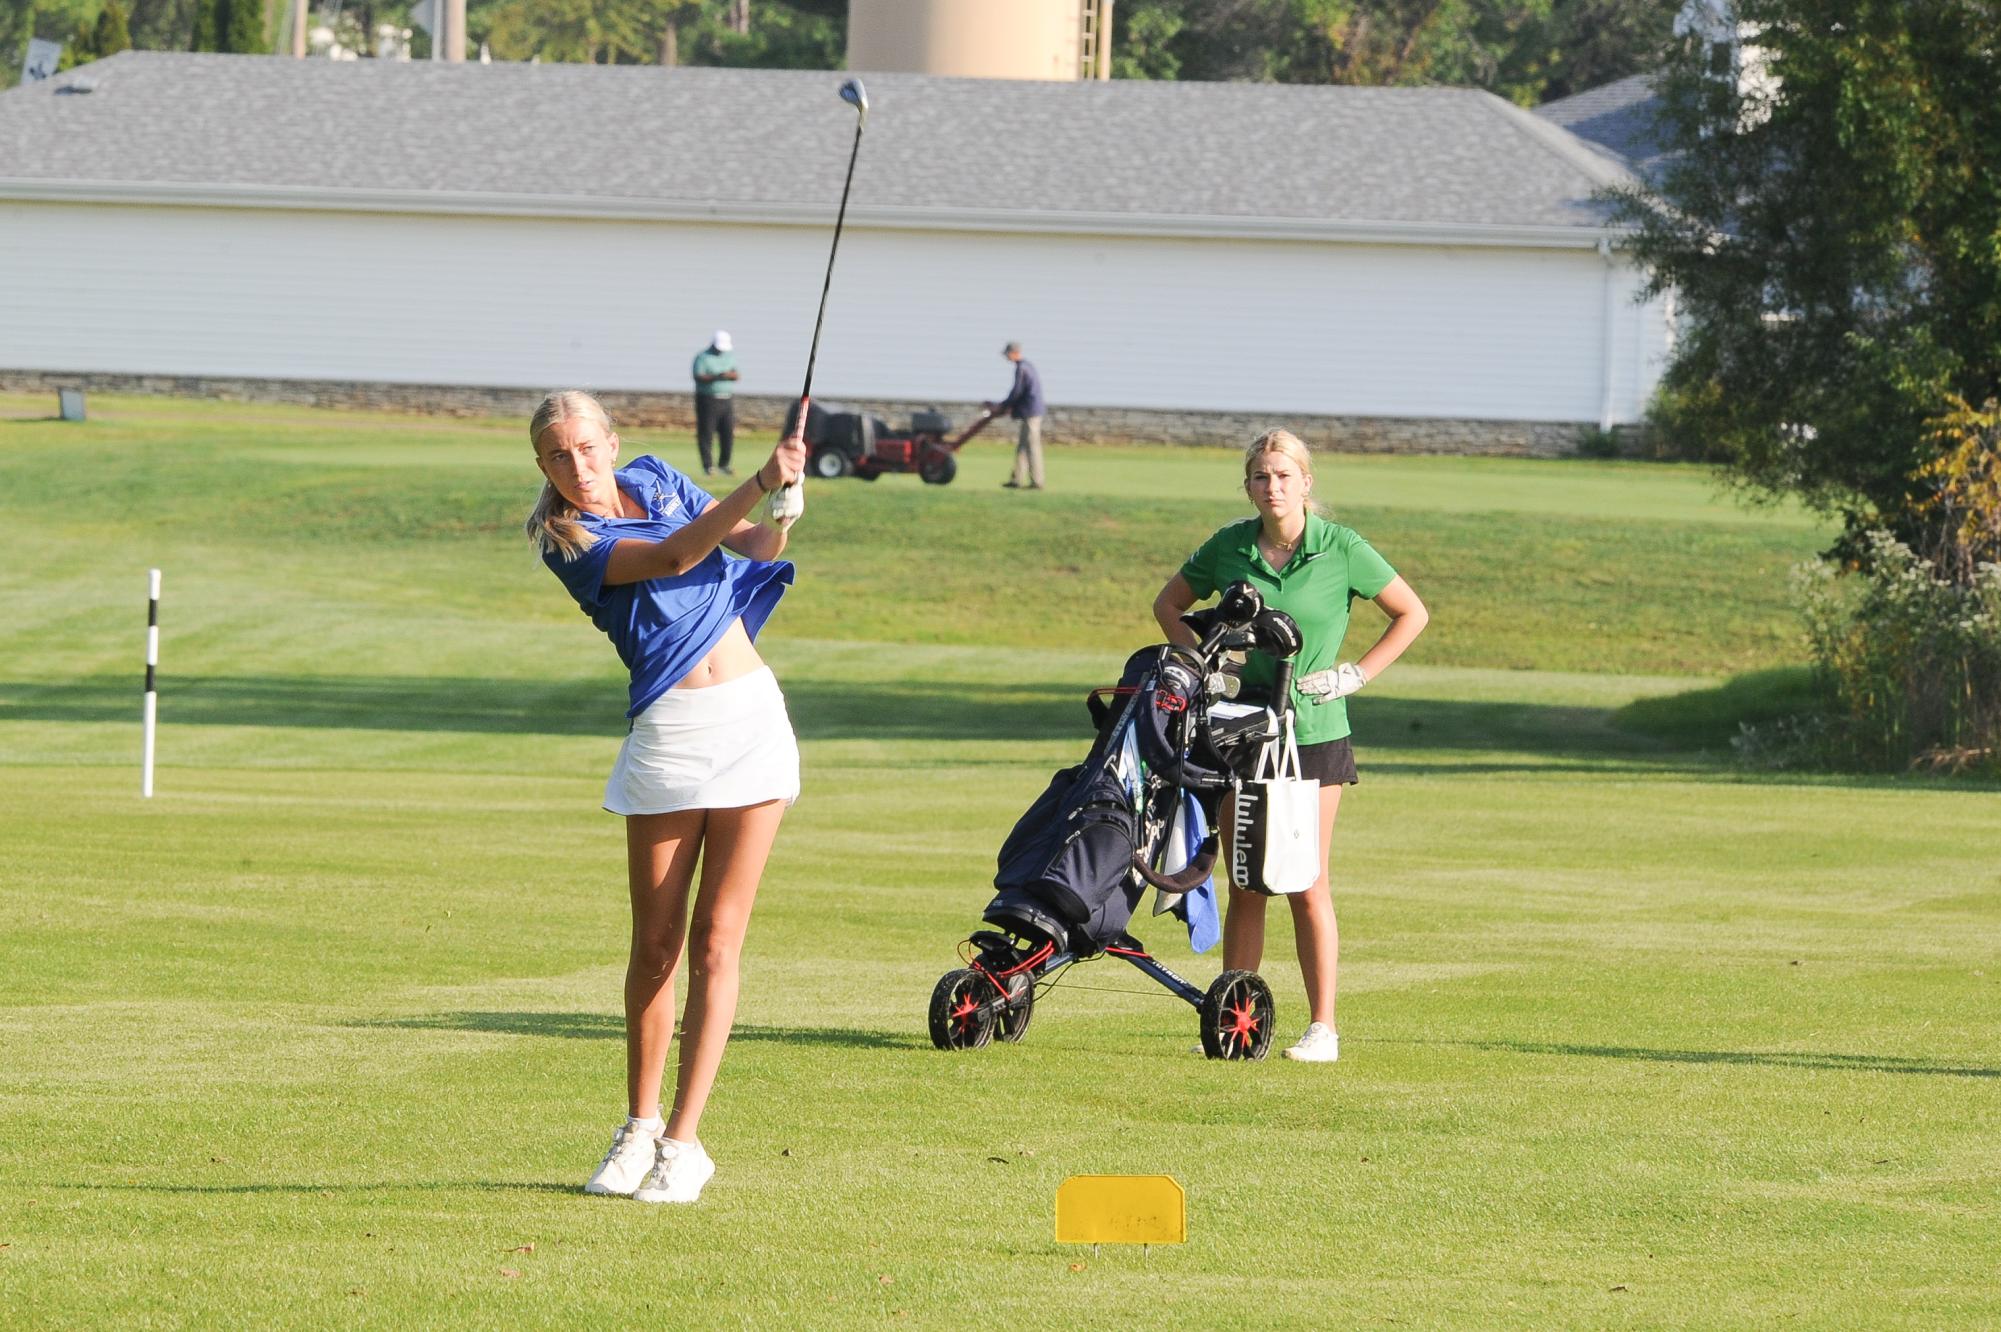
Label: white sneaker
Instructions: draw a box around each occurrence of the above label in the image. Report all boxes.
[584,1121,661,1196]
[632,1137,715,1204]
[1282,1022,1339,1063]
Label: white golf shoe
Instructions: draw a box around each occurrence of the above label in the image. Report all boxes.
[584,1121,662,1196]
[1282,1022,1340,1063]
[632,1137,715,1204]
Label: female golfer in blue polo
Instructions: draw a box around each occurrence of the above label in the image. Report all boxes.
[1153,429,1428,1063]
[526,390,807,1202]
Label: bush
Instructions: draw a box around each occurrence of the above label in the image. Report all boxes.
[1730,710,1838,771]
[1917,397,2001,586]
[1637,381,1729,463]
[1573,425,1623,459]
[1798,532,2001,774]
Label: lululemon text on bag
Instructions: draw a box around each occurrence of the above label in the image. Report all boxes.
[1231,713,1321,895]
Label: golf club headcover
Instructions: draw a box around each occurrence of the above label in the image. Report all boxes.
[1249,608,1304,657]
[1297,662,1368,703]
[768,481,804,530]
[1215,580,1265,628]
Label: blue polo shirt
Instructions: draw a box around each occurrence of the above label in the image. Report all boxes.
[543,455,793,717]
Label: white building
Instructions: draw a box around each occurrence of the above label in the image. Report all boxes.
[0,53,1671,451]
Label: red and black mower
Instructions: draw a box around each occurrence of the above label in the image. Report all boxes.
[784,401,997,486]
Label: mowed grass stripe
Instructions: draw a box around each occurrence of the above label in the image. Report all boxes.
[7,396,1825,675]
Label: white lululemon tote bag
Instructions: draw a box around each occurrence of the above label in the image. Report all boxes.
[1229,713,1322,896]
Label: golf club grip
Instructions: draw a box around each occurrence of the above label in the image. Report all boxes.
[784,393,809,446]
[773,395,808,523]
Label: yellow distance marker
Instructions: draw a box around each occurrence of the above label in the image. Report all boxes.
[1055,1175,1186,1249]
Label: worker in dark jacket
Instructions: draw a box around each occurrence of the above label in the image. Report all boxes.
[987,341,1046,491]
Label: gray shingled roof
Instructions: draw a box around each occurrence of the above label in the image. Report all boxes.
[1533,73,1667,181]
[0,52,1633,237]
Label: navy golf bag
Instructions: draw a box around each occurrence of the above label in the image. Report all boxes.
[932,581,1306,1059]
[982,646,1238,953]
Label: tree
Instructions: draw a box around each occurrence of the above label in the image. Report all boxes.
[1109,0,1667,102]
[479,0,668,64]
[2,9,35,84]
[1111,2,1185,79]
[192,0,266,52]
[129,0,202,52]
[89,1,134,58]
[1412,1,1675,103]
[678,0,837,67]
[1113,0,1316,83]
[1530,0,1678,100]
[1295,0,1471,86]
[1610,1,2001,570]
[473,0,837,68]
[229,0,264,51]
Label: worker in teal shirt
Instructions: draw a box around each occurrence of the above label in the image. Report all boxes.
[691,330,739,477]
[1154,428,1429,1065]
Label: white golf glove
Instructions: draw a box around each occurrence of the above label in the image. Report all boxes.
[1297,662,1368,703]
[767,480,805,530]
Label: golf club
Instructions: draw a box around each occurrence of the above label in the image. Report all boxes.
[770,76,869,528]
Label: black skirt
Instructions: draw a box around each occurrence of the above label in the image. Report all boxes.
[1296,737,1359,786]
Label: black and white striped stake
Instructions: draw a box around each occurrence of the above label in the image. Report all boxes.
[142,568,160,798]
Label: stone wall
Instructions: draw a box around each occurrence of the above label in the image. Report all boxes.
[0,369,1625,457]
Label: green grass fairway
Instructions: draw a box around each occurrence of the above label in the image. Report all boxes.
[3,396,1996,1329]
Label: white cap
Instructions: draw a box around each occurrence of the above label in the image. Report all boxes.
[712,330,732,352]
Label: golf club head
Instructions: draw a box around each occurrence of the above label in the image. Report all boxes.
[1215,580,1265,629]
[839,77,869,124]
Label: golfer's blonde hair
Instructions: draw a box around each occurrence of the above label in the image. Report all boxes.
[525,390,613,561]
[1243,428,1325,515]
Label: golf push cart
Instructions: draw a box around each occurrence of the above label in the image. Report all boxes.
[783,401,997,485]
[927,581,1306,1060]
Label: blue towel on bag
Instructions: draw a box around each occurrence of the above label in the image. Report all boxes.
[1170,791,1221,954]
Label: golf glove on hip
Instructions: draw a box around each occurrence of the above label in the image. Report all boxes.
[768,481,805,530]
[1297,662,1368,703]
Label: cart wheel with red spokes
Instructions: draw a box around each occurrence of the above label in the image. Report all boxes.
[928,968,996,1050]
[1198,969,1275,1060]
[996,970,1034,1044]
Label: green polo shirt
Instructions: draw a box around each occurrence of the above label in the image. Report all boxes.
[1179,513,1397,744]
[692,349,737,398]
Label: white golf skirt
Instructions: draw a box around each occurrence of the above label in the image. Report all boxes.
[604,666,801,816]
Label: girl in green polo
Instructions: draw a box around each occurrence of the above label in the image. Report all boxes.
[1152,429,1429,1063]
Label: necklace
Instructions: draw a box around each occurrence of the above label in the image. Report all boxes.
[1261,527,1301,560]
